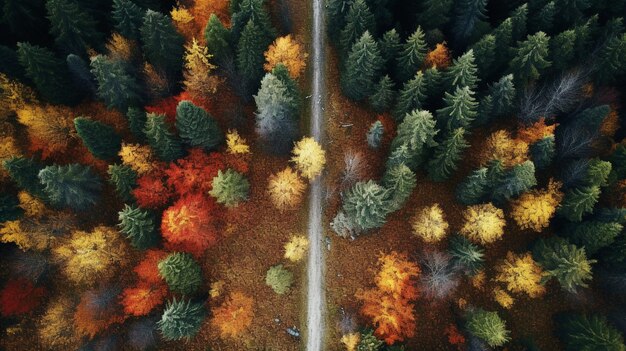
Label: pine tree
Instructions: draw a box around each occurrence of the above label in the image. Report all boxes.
[326,0,353,43]
[423,66,442,97]
[436,86,477,131]
[396,27,427,82]
[108,164,137,202]
[140,10,185,75]
[74,117,122,160]
[456,167,489,205]
[118,204,159,249]
[530,136,555,170]
[144,113,184,162]
[339,0,375,52]
[369,75,394,112]
[38,164,102,210]
[385,143,413,170]
[175,101,223,151]
[90,55,141,111]
[471,34,496,78]
[237,19,266,89]
[367,120,384,149]
[393,71,427,121]
[465,309,510,347]
[382,164,416,212]
[16,42,78,105]
[3,157,48,200]
[559,314,626,351]
[46,0,101,55]
[66,54,96,95]
[444,49,479,91]
[204,14,232,65]
[509,32,551,85]
[474,94,493,126]
[341,31,383,101]
[530,1,555,33]
[510,4,528,42]
[158,299,206,341]
[489,74,516,117]
[585,158,611,187]
[555,0,591,28]
[449,234,484,275]
[559,186,600,222]
[428,128,469,181]
[272,64,300,110]
[127,107,147,141]
[533,237,595,292]
[595,32,626,85]
[390,109,439,170]
[209,169,250,207]
[491,161,537,203]
[158,252,202,294]
[417,0,453,30]
[452,0,488,44]
[343,180,390,230]
[493,18,514,67]
[230,0,275,46]
[550,30,575,72]
[255,72,299,154]
[112,0,144,40]
[0,193,23,222]
[566,221,622,256]
[379,29,401,68]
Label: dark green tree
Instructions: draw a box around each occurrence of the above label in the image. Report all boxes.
[327,0,353,43]
[367,120,384,149]
[237,19,266,90]
[423,66,442,97]
[38,163,102,210]
[118,204,159,249]
[90,55,141,111]
[343,180,390,230]
[390,109,439,170]
[272,63,300,110]
[0,45,26,80]
[140,10,185,75]
[456,166,489,205]
[341,31,383,101]
[566,220,622,256]
[449,234,485,275]
[204,14,232,65]
[396,27,427,82]
[3,157,48,200]
[378,29,401,68]
[46,0,101,55]
[1,0,48,37]
[530,136,555,170]
[74,117,122,160]
[0,194,24,223]
[491,160,537,203]
[559,186,601,222]
[126,107,147,141]
[369,75,395,113]
[417,0,453,30]
[489,74,516,117]
[530,1,555,33]
[427,128,469,181]
[230,0,275,46]
[393,71,426,121]
[493,18,514,67]
[509,32,551,85]
[158,252,203,294]
[382,163,416,212]
[445,49,479,91]
[510,4,528,42]
[585,158,611,188]
[471,34,496,77]
[559,314,625,351]
[436,86,477,131]
[175,101,223,151]
[108,164,137,202]
[550,30,576,71]
[555,0,591,28]
[595,32,626,85]
[533,236,595,292]
[144,113,184,162]
[209,169,250,207]
[158,299,206,341]
[339,0,375,52]
[452,0,488,44]
[112,0,144,40]
[66,54,96,95]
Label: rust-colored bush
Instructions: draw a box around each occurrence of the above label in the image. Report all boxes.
[0,279,45,316]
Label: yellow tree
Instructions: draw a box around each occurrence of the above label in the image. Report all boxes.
[460,203,506,244]
[495,251,546,298]
[18,191,47,217]
[226,129,250,154]
[411,204,449,242]
[341,333,360,351]
[210,292,254,339]
[284,235,309,262]
[291,137,326,180]
[16,104,75,159]
[267,167,306,211]
[0,136,20,180]
[264,35,308,79]
[516,118,556,144]
[510,179,563,232]
[183,38,221,98]
[493,287,514,309]
[106,33,136,61]
[374,252,420,299]
[0,73,38,119]
[39,297,79,349]
[480,130,528,168]
[119,143,158,175]
[170,5,195,41]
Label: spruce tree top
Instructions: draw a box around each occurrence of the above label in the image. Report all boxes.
[112,0,144,40]
[397,27,428,81]
[144,113,184,162]
[341,31,383,101]
[46,0,101,55]
[391,109,439,152]
[510,31,551,84]
[339,0,375,52]
[176,100,223,151]
[209,169,250,207]
[74,117,122,160]
[158,252,203,295]
[140,9,185,74]
[445,49,479,90]
[158,298,206,341]
[38,163,102,210]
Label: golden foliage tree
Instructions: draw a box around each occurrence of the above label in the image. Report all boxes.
[0,221,31,251]
[460,203,506,244]
[284,235,309,262]
[183,38,221,99]
[264,35,308,79]
[16,104,75,159]
[18,191,47,217]
[424,43,451,69]
[495,251,546,298]
[341,333,360,351]
[226,129,250,154]
[291,137,326,180]
[268,167,306,211]
[0,73,38,119]
[39,297,79,349]
[516,118,556,144]
[411,204,449,242]
[106,33,136,61]
[0,136,20,179]
[171,5,195,41]
[510,179,563,232]
[210,292,254,339]
[493,287,514,309]
[119,143,158,175]
[480,130,528,168]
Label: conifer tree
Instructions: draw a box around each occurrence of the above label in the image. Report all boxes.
[339,0,375,52]
[367,120,384,149]
[531,1,555,33]
[127,107,147,141]
[118,204,159,249]
[369,75,394,113]
[385,144,413,170]
[158,299,206,341]
[595,32,626,85]
[417,0,453,30]
[471,34,496,77]
[559,314,626,351]
[108,164,137,202]
[530,136,555,170]
[38,164,102,210]
[3,157,48,200]
[140,10,185,75]
[46,0,101,55]
[445,49,479,91]
[144,113,184,162]
[74,117,122,160]
[379,29,401,68]
[343,180,390,230]
[176,101,223,151]
[559,186,601,222]
[491,160,537,203]
[90,55,141,111]
[428,128,469,182]
[2,0,48,37]
[16,42,78,105]
[465,309,510,347]
[509,32,551,85]
[0,194,23,223]
[255,72,299,154]
[551,30,576,71]
[436,86,477,131]
[326,0,353,43]
[204,14,232,65]
[158,252,202,294]
[493,18,514,67]
[555,0,591,28]
[489,74,516,117]
[66,54,96,95]
[456,167,489,205]
[566,221,622,256]
[230,0,275,46]
[452,0,488,44]
[209,169,250,207]
[382,164,416,212]
[237,19,266,90]
[272,64,300,109]
[112,0,144,40]
[423,66,442,97]
[390,109,439,170]
[393,71,426,121]
[533,237,595,292]
[396,27,428,82]
[341,31,383,101]
[510,4,528,42]
[449,234,484,275]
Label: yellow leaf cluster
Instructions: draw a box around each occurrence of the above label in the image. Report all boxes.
[184,38,214,71]
[480,130,529,167]
[54,226,128,286]
[510,179,563,232]
[16,104,75,157]
[284,235,309,262]
[495,251,546,298]
[171,6,194,23]
[0,136,20,179]
[341,332,360,351]
[18,191,47,217]
[493,287,515,309]
[0,221,32,251]
[375,251,420,297]
[471,270,486,290]
[39,297,79,349]
[460,203,506,244]
[209,280,225,298]
[226,129,250,154]
[411,204,449,242]
[210,292,254,339]
[171,6,195,41]
[424,43,451,69]
[119,143,157,175]
[291,137,326,180]
[0,73,38,118]
[267,167,306,211]
[183,38,220,97]
[264,35,308,79]
[106,33,135,61]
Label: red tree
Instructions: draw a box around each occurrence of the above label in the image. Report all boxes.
[165,149,225,196]
[120,283,167,317]
[134,249,168,284]
[132,169,174,209]
[0,279,45,316]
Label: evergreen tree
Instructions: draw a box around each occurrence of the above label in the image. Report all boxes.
[390,109,439,170]
[493,18,514,67]
[158,299,206,341]
[158,252,202,294]
[3,157,48,200]
[559,186,601,222]
[127,107,147,141]
[417,0,453,30]
[489,74,516,117]
[559,314,626,351]
[572,105,611,131]
[144,113,184,162]
[326,0,353,43]
[66,54,96,95]
[449,234,484,275]
[566,220,622,256]
[436,86,477,131]
[176,101,223,151]
[533,236,595,292]
[0,194,23,223]
[382,164,416,212]
[339,0,375,52]
[423,66,442,97]
[90,55,141,111]
[428,128,469,182]
[16,42,78,105]
[341,31,383,101]
[369,75,394,112]
[595,32,626,85]
[366,120,384,149]
[456,167,489,205]
[237,19,266,89]
[108,164,137,202]
[379,29,401,68]
[386,144,413,170]
[530,136,555,170]
[46,0,101,55]
[0,45,26,80]
[230,0,275,46]
[118,204,159,249]
[530,1,555,33]
[586,158,611,188]
[509,32,551,85]
[1,0,48,37]
[452,0,488,44]
[474,94,493,126]
[140,10,185,75]
[445,49,479,91]
[393,71,427,121]
[573,15,597,59]
[74,117,122,160]
[510,4,528,42]
[209,169,250,207]
[343,180,390,230]
[465,309,510,347]
[396,27,428,82]
[38,163,102,210]
[551,29,576,71]
[555,0,591,28]
[471,34,496,77]
[491,160,537,203]
[204,14,232,65]
[112,0,144,40]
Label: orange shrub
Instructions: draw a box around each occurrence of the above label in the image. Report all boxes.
[134,249,168,285]
[424,43,451,69]
[120,283,168,317]
[133,169,174,209]
[165,149,225,196]
[210,292,254,338]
